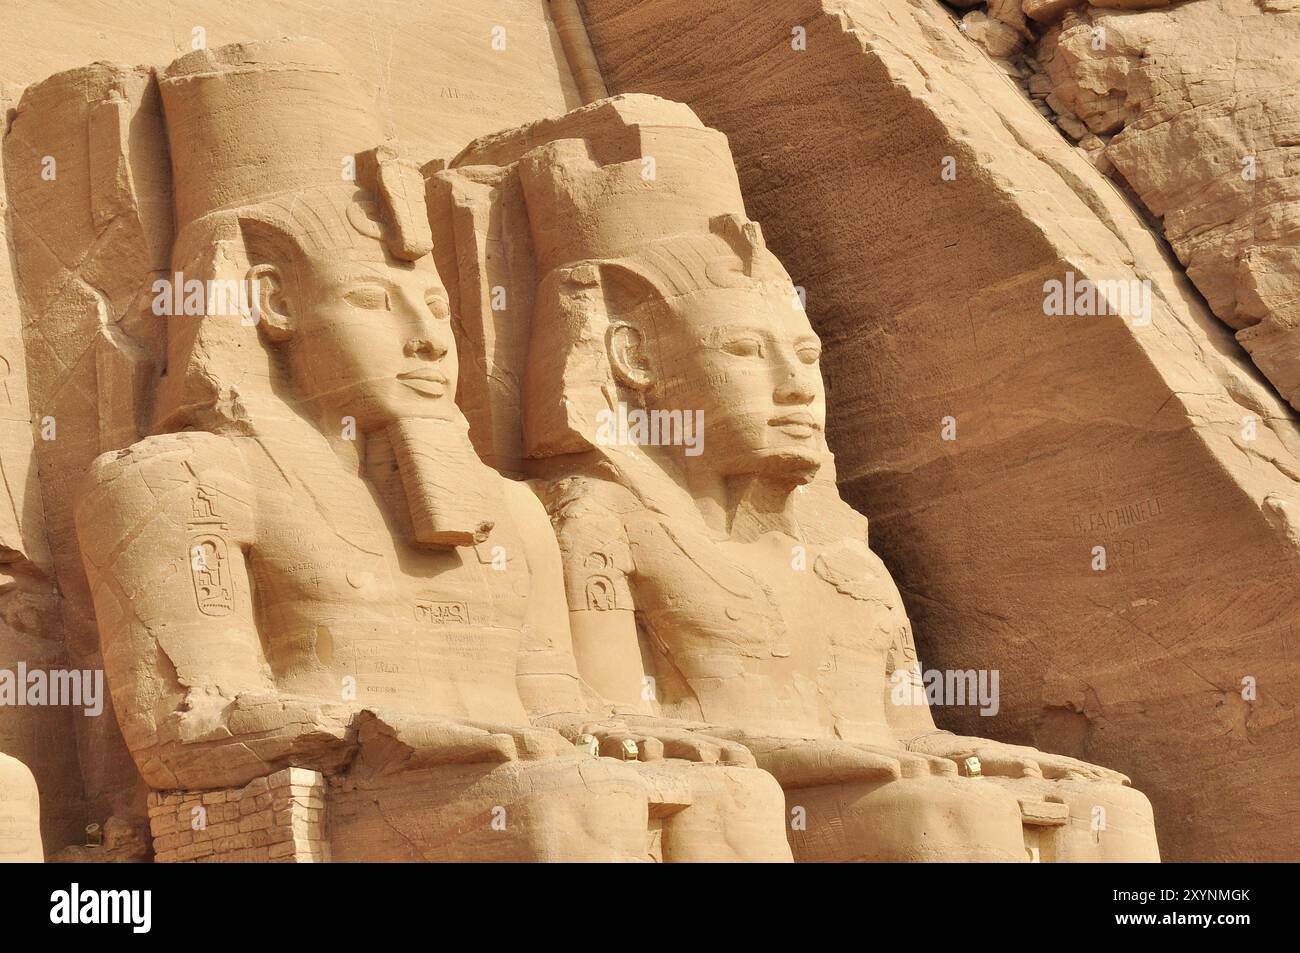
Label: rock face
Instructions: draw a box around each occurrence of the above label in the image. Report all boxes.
[950,1,1300,413]
[0,0,587,160]
[1037,1,1300,412]
[0,0,1293,863]
[578,0,1300,862]
[0,77,106,858]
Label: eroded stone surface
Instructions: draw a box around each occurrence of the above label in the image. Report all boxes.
[580,0,1300,862]
[0,751,42,862]
[0,0,1292,864]
[951,1,1300,412]
[444,93,1158,862]
[0,78,92,858]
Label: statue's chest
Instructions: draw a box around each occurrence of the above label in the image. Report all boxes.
[252,493,530,631]
[627,518,901,659]
[718,537,895,652]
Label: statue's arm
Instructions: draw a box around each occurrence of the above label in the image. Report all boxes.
[544,491,654,715]
[505,480,589,715]
[875,605,1124,780]
[75,436,356,790]
[882,620,942,739]
[875,601,1126,782]
[527,481,777,766]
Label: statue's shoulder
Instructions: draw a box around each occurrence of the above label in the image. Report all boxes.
[798,480,870,546]
[498,475,553,537]
[83,431,248,490]
[78,432,254,550]
[531,474,640,529]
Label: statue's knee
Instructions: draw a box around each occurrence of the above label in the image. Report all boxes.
[1013,779,1159,863]
[330,757,651,861]
[0,753,42,863]
[641,762,792,863]
[787,775,1025,862]
[512,757,652,862]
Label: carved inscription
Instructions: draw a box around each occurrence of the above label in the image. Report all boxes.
[414,600,469,625]
[187,486,233,617]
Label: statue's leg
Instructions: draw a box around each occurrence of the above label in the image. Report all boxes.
[992,777,1160,863]
[630,760,793,862]
[784,774,1027,862]
[329,756,652,862]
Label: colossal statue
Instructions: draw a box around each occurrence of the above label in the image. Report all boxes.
[73,39,789,862]
[0,752,42,862]
[441,95,1161,862]
[19,33,1156,864]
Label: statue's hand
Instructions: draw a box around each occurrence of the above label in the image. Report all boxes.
[908,733,1130,784]
[610,718,758,767]
[459,718,578,761]
[150,690,357,790]
[155,693,580,788]
[351,709,573,776]
[684,732,910,789]
[533,713,756,767]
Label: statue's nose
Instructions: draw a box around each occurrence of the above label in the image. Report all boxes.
[403,337,447,360]
[774,362,817,405]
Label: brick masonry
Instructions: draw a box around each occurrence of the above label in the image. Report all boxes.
[147,767,329,863]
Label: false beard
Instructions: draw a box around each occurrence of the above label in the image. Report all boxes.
[380,416,501,548]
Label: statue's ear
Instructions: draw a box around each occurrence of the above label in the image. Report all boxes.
[246,263,293,342]
[607,322,651,392]
[238,215,298,343]
[593,262,658,393]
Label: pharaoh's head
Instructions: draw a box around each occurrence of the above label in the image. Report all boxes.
[150,37,495,547]
[590,218,826,484]
[149,37,451,437]
[498,98,830,490]
[237,188,457,435]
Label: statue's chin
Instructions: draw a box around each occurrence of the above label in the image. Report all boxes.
[748,447,824,486]
[348,404,463,436]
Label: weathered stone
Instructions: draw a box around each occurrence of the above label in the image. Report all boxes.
[579,0,1299,862]
[0,0,1293,868]
[1032,2,1300,409]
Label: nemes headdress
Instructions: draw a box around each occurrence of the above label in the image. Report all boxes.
[152,37,431,432]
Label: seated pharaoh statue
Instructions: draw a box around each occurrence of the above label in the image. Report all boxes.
[74,40,791,862]
[0,752,42,862]
[445,95,1160,862]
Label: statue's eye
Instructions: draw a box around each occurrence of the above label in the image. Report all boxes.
[426,294,450,319]
[797,345,821,365]
[344,286,390,310]
[722,337,764,358]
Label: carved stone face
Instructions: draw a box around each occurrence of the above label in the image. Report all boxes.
[283,239,457,432]
[650,280,826,482]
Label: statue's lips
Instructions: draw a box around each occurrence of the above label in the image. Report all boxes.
[769,412,821,437]
[396,369,448,397]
